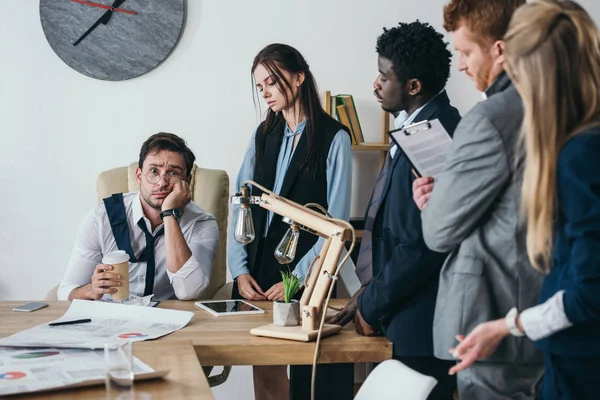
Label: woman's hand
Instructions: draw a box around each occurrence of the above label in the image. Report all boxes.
[448,319,510,375]
[236,274,266,301]
[265,282,285,301]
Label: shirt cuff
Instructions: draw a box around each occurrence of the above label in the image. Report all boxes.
[57,284,81,301]
[292,268,305,282]
[520,290,573,341]
[357,289,379,328]
[166,256,197,282]
[231,267,250,280]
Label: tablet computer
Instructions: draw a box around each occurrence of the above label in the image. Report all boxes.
[194,300,265,317]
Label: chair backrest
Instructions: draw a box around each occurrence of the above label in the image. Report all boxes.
[354,359,438,400]
[97,162,229,300]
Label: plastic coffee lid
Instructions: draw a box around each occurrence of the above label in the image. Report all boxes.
[102,250,130,265]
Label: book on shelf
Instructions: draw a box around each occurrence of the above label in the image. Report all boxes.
[336,104,357,144]
[324,92,364,144]
[337,94,365,143]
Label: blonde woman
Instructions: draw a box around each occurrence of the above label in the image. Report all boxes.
[448,1,600,398]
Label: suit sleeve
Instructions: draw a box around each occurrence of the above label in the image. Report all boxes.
[421,112,510,253]
[558,135,600,325]
[358,170,447,327]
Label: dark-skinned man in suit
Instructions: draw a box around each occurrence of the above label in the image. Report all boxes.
[329,21,461,400]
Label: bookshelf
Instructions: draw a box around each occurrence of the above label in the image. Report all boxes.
[324,91,392,247]
[324,91,391,166]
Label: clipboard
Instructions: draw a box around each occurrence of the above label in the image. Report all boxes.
[388,119,453,177]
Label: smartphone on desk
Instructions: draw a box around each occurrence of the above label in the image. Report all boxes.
[12,302,49,312]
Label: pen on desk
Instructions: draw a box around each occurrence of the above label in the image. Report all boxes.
[48,318,92,326]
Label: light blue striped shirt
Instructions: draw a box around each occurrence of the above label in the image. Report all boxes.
[228,121,353,282]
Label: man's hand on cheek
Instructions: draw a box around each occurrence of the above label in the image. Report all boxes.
[162,180,191,211]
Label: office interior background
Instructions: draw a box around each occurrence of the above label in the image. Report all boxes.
[1,1,599,398]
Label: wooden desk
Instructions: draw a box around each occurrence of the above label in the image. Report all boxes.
[4,340,213,399]
[170,300,392,366]
[0,300,392,367]
[0,300,391,397]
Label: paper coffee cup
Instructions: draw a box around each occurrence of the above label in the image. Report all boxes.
[102,250,130,301]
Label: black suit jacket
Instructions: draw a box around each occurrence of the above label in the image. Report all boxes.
[357,91,461,357]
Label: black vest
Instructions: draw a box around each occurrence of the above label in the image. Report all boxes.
[245,113,349,289]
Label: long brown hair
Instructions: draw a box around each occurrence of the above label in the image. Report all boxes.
[504,0,600,272]
[251,44,329,176]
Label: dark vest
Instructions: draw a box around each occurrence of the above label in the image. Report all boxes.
[245,113,349,290]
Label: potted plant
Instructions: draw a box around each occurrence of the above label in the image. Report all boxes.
[272,270,302,326]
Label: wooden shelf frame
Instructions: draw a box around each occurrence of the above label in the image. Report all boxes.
[324,90,391,165]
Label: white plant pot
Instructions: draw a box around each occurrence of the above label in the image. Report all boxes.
[273,300,300,326]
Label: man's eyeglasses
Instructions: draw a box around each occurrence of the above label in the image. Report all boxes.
[143,169,185,185]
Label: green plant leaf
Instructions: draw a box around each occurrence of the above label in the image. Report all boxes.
[280,269,301,303]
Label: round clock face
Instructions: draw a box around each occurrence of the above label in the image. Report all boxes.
[40,0,185,81]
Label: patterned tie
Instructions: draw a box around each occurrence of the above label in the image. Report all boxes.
[137,220,165,296]
[354,148,393,285]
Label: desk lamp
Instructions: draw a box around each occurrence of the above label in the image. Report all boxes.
[231,181,355,342]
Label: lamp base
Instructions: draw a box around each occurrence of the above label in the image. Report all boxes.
[250,323,343,342]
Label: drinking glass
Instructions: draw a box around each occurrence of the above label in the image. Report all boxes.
[104,341,134,400]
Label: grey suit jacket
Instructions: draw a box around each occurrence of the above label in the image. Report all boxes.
[422,73,544,363]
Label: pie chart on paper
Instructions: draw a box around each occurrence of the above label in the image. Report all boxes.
[12,351,60,359]
[118,333,148,339]
[0,372,26,380]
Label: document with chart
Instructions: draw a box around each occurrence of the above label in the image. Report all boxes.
[0,347,155,396]
[389,119,453,177]
[0,300,194,349]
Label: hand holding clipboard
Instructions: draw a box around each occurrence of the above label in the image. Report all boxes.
[389,119,452,178]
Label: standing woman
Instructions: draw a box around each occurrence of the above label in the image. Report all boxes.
[228,43,353,400]
[447,1,600,399]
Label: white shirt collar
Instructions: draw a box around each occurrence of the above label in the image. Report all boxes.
[394,90,443,130]
[394,111,410,130]
[132,192,163,234]
[390,91,443,159]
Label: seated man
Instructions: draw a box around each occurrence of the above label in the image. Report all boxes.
[58,132,219,301]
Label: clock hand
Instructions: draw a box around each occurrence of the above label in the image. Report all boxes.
[72,0,127,46]
[71,0,136,16]
[72,14,107,46]
[101,0,127,25]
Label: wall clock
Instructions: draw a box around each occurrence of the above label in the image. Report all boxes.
[40,0,185,81]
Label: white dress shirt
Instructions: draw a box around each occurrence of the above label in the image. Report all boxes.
[58,192,219,301]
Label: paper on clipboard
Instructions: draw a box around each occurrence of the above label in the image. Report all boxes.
[389,119,452,177]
